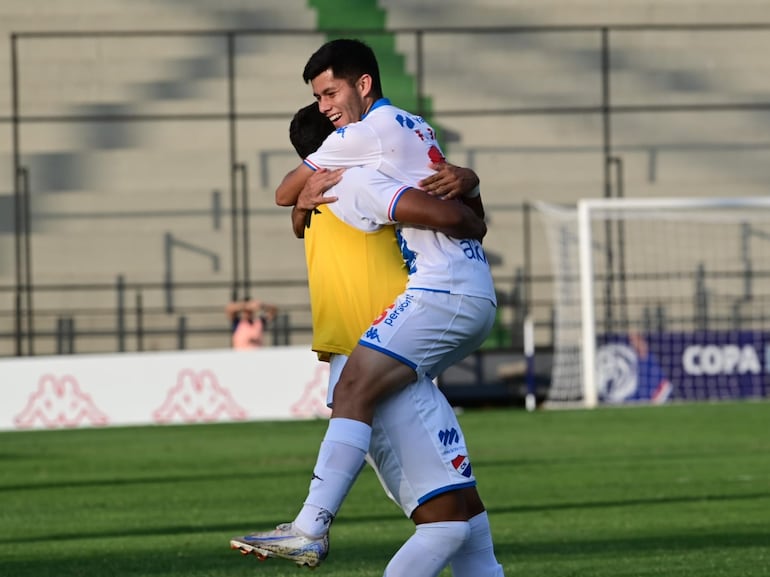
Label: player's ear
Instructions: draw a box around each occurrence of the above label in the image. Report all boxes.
[357,74,373,97]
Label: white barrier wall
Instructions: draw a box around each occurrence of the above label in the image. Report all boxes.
[0,347,331,431]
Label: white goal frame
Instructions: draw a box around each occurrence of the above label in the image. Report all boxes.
[577,197,770,408]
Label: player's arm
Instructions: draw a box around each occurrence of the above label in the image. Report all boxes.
[461,188,485,220]
[393,188,486,241]
[418,162,480,201]
[289,168,344,238]
[275,163,315,206]
[291,205,308,239]
[279,124,377,206]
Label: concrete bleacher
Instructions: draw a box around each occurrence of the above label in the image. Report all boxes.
[381,0,770,27]
[0,0,320,354]
[3,0,770,355]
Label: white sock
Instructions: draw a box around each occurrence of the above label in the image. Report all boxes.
[450,511,505,577]
[293,418,371,538]
[384,521,471,577]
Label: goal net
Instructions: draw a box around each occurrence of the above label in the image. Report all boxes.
[537,198,770,408]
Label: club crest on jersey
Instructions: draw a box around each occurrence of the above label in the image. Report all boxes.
[451,454,473,478]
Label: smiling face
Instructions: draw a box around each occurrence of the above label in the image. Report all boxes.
[310,68,374,129]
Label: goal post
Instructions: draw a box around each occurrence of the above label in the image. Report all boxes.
[538,197,770,408]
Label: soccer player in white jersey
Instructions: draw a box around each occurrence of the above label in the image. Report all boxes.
[279,103,503,576]
[231,40,504,577]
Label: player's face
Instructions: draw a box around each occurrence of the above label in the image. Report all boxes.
[310,68,367,129]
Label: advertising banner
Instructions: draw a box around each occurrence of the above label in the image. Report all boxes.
[0,347,331,431]
[596,331,769,404]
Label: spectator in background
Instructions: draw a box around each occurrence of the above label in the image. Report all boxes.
[226,299,276,350]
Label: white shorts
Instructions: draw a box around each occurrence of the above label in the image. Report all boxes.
[358,290,497,379]
[329,354,476,518]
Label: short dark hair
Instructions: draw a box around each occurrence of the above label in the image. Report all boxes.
[302,38,383,98]
[289,103,335,158]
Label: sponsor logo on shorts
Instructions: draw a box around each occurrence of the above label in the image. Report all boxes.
[371,304,395,326]
[364,327,381,342]
[438,427,461,446]
[451,454,473,478]
[381,293,415,327]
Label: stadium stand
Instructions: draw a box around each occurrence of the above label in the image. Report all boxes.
[2,0,770,357]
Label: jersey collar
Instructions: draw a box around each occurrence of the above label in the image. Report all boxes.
[362,97,391,120]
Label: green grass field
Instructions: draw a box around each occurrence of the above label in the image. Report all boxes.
[1,401,769,577]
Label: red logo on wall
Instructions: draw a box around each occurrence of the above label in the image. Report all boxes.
[14,374,109,429]
[153,369,248,423]
[290,364,331,418]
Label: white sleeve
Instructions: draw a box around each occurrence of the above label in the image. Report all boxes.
[327,167,406,228]
[305,123,383,170]
[345,168,408,226]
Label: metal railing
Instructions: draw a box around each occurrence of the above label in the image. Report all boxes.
[4,23,770,356]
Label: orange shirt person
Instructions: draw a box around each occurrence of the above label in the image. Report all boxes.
[226,300,276,350]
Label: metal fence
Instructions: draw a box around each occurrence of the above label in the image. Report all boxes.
[4,24,770,357]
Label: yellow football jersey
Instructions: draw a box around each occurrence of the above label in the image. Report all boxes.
[304,205,407,360]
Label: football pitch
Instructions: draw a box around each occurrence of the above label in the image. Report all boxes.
[1,401,768,577]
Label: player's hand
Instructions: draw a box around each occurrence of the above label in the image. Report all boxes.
[419,163,480,200]
[296,168,343,211]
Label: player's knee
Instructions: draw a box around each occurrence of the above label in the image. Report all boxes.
[411,490,471,524]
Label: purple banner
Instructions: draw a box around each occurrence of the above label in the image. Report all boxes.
[596,331,769,404]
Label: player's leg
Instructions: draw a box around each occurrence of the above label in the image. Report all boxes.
[230,294,495,567]
[370,376,503,576]
[289,351,415,540]
[384,520,471,577]
[450,509,506,577]
[332,291,497,424]
[294,291,497,540]
[331,344,417,422]
[229,353,417,567]
[286,294,434,542]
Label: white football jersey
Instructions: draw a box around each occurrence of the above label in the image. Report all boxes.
[330,167,496,304]
[304,98,445,188]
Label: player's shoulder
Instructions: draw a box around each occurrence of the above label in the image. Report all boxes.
[370,101,428,124]
[331,119,377,142]
[345,166,405,189]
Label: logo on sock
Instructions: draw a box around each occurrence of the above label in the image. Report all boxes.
[315,509,334,528]
[311,472,324,482]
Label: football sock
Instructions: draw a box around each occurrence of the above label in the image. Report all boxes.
[294,417,371,538]
[450,511,505,577]
[384,521,471,577]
